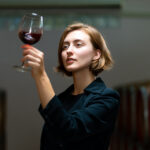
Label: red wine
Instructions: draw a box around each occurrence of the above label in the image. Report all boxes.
[18,31,42,45]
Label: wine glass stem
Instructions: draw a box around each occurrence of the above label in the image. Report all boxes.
[22,62,25,67]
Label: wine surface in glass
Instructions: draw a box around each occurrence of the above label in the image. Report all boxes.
[18,30,42,45]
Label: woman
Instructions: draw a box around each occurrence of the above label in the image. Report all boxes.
[22,22,120,150]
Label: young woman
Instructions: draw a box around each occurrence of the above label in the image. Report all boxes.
[22,23,120,150]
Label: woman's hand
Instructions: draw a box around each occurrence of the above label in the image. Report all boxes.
[21,44,55,107]
[21,44,45,79]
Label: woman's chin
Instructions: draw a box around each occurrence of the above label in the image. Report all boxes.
[65,68,75,72]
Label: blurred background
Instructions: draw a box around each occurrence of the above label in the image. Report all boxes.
[0,0,150,150]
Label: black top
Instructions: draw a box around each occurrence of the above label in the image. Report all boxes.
[39,77,120,150]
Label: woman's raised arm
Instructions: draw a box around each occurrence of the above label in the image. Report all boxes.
[21,44,55,108]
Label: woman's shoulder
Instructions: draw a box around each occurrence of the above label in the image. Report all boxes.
[85,78,120,109]
[86,87,120,113]
[101,87,120,100]
[100,87,120,108]
[84,77,120,100]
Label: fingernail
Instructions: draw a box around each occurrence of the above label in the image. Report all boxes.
[21,44,31,48]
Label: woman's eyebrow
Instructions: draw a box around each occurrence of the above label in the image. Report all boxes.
[74,39,83,42]
[63,41,69,45]
[64,39,83,43]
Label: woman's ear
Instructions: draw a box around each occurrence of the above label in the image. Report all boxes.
[93,49,101,60]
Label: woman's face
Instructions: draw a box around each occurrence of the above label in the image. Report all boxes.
[61,30,99,73]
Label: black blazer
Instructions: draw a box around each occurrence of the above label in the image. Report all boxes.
[39,77,120,150]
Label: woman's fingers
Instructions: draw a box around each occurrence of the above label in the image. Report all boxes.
[24,60,40,68]
[21,44,42,54]
[21,54,41,64]
[21,44,44,69]
[22,45,44,59]
[21,45,46,78]
[21,45,44,61]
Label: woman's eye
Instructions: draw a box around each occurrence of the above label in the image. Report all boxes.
[76,42,83,47]
[62,45,69,50]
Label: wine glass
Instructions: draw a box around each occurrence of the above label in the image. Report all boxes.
[14,12,43,72]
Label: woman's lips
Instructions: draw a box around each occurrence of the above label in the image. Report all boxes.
[66,58,76,64]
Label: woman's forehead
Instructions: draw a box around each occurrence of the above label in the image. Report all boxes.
[64,30,90,42]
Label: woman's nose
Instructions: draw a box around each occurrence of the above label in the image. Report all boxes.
[66,45,73,54]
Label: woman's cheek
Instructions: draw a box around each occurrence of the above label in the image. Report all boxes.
[61,53,66,64]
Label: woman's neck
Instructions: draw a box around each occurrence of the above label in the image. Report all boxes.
[72,70,96,95]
